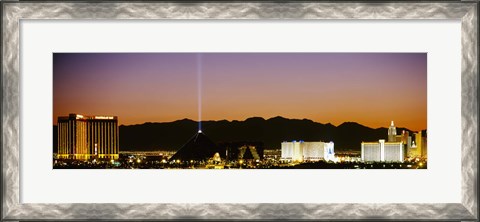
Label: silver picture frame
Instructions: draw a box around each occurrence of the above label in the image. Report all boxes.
[1,2,478,221]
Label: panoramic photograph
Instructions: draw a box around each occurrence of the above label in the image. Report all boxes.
[53,53,427,169]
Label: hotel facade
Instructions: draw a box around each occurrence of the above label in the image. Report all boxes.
[57,114,119,160]
[360,121,415,163]
[361,139,404,162]
[281,141,335,162]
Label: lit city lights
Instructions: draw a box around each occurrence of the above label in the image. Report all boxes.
[53,53,426,169]
[53,119,427,169]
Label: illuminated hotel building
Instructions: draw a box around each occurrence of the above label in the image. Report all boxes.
[281,141,335,162]
[361,139,404,162]
[361,121,406,162]
[57,114,119,160]
[409,131,427,159]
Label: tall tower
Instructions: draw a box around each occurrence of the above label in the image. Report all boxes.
[57,114,119,160]
[388,121,396,142]
[415,131,423,158]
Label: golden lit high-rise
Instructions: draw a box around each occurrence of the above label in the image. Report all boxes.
[57,114,119,160]
[388,121,397,142]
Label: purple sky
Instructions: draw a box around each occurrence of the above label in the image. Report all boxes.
[53,53,427,131]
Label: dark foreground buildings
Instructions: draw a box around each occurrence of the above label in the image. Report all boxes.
[169,131,264,163]
[169,131,224,162]
[222,141,264,162]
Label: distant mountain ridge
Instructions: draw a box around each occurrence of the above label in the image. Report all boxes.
[53,116,420,152]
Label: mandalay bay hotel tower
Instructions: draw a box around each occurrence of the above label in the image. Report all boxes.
[57,114,119,160]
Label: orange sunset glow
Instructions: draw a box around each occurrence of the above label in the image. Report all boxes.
[53,53,427,131]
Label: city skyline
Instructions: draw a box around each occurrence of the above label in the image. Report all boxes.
[53,53,427,131]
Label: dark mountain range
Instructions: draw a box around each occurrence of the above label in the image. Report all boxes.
[53,116,419,152]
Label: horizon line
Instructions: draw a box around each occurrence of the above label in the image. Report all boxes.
[52,115,426,132]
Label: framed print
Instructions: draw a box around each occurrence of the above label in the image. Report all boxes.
[1,1,478,221]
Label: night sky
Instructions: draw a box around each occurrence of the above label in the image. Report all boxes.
[53,53,427,131]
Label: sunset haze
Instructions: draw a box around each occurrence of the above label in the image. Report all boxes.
[53,53,427,131]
